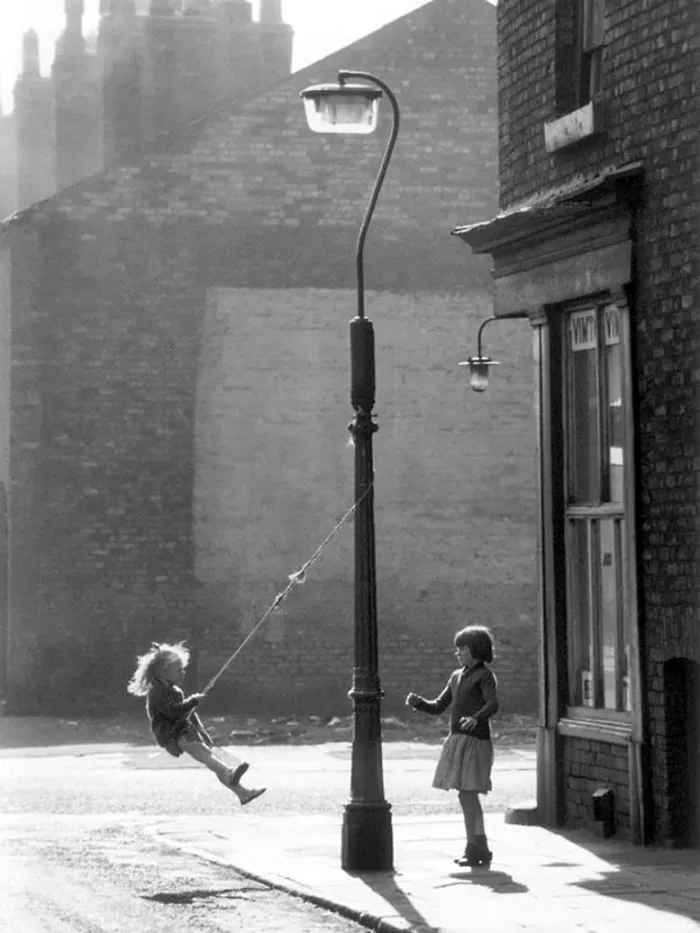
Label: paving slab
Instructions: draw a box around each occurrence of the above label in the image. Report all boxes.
[156,814,700,933]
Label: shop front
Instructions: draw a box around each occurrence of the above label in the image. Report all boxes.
[455,164,650,842]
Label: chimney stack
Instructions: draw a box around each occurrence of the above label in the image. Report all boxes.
[256,0,293,84]
[259,0,283,26]
[14,31,56,209]
[99,0,142,163]
[53,0,103,189]
[0,82,17,219]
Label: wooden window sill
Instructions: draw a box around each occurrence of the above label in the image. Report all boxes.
[544,101,605,153]
[558,710,632,744]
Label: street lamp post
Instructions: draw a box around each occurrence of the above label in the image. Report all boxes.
[300,71,399,872]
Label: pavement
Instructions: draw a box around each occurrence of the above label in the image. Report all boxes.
[3,719,699,932]
[156,804,700,933]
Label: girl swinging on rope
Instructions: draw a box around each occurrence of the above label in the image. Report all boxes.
[126,484,372,805]
[127,641,266,806]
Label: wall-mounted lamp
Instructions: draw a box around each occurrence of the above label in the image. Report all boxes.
[459,316,500,393]
[459,311,527,392]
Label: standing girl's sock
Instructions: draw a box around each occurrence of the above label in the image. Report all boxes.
[457,790,477,859]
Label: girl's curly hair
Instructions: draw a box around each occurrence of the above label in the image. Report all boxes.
[127,641,190,697]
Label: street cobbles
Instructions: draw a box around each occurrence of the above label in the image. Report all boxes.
[0,816,369,933]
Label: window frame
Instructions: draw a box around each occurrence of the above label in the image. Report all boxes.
[576,0,604,107]
[562,295,633,719]
[553,0,605,117]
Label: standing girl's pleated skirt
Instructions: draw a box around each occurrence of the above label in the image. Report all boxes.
[432,733,494,793]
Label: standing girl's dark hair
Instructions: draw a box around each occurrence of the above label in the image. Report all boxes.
[454,625,494,663]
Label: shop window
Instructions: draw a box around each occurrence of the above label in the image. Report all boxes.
[564,301,632,712]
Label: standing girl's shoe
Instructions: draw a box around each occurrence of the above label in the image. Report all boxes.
[406,625,499,869]
[127,641,266,806]
[456,835,492,867]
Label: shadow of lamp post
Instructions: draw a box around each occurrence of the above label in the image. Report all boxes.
[300,70,399,872]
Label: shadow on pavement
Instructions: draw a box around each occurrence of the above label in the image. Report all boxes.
[558,829,700,924]
[357,871,433,930]
[572,867,700,923]
[448,868,529,893]
[143,885,264,905]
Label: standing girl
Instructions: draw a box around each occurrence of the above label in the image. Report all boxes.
[406,625,499,867]
[127,641,266,806]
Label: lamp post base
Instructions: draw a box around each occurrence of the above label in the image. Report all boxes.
[341,801,393,872]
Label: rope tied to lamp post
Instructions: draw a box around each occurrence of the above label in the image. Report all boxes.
[200,478,375,696]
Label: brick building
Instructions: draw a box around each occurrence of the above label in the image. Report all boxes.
[0,0,539,719]
[456,0,698,846]
[0,0,293,219]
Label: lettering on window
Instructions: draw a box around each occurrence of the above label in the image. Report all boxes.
[604,304,619,345]
[570,309,598,351]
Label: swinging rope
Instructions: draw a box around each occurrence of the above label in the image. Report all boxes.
[200,480,374,696]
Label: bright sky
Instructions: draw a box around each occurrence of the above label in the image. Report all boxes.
[0,0,434,113]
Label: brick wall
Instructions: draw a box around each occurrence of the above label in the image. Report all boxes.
[193,287,535,715]
[563,737,631,838]
[0,225,44,700]
[0,0,538,717]
[497,0,699,840]
[6,2,292,213]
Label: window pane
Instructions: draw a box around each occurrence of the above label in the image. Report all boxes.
[598,518,621,709]
[568,309,600,503]
[582,0,605,51]
[605,304,624,504]
[619,518,631,711]
[568,519,592,706]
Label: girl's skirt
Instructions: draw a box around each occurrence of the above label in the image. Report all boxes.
[161,719,205,758]
[432,733,494,793]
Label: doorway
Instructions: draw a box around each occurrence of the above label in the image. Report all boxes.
[664,657,700,846]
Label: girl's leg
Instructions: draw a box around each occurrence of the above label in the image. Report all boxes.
[457,791,491,865]
[473,793,485,836]
[472,792,492,864]
[179,736,230,780]
[179,738,260,803]
[458,790,477,844]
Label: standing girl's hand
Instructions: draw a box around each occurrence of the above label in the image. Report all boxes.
[460,716,477,733]
[405,692,420,708]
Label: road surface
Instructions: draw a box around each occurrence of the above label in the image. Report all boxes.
[1,740,536,931]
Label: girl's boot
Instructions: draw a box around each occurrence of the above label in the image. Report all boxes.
[471,834,492,866]
[454,843,477,866]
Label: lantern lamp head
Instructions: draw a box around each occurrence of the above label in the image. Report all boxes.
[300,81,382,134]
[459,356,500,393]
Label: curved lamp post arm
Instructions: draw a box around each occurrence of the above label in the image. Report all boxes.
[475,309,528,356]
[476,315,499,359]
[337,70,400,320]
[476,315,498,359]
